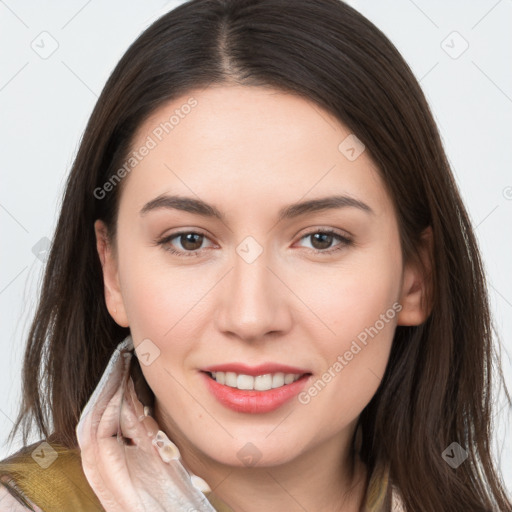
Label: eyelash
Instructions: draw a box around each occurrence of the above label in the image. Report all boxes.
[155,229,353,258]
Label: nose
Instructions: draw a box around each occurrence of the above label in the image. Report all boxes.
[214,247,293,343]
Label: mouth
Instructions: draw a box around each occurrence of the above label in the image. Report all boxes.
[200,370,313,414]
[203,370,311,391]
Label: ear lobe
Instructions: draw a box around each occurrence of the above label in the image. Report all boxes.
[94,219,129,327]
[396,226,434,326]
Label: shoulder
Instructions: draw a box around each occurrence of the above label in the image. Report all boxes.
[0,439,104,511]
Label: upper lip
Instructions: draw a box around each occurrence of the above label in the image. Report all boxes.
[201,363,311,376]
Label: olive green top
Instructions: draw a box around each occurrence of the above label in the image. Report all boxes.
[0,440,233,512]
[0,440,402,511]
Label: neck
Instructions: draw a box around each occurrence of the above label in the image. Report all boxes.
[159,413,367,512]
[201,445,367,512]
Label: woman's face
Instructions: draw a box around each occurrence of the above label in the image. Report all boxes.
[96,85,427,469]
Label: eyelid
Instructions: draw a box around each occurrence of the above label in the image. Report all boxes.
[296,226,353,241]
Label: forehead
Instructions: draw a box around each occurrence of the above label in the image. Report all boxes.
[120,85,391,219]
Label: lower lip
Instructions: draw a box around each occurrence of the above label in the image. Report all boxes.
[201,372,311,414]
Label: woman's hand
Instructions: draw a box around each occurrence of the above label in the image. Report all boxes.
[76,341,216,512]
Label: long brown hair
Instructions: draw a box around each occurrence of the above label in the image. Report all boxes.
[7,0,511,510]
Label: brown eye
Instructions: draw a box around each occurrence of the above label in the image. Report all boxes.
[309,232,335,250]
[297,229,353,255]
[178,232,204,251]
[157,231,213,257]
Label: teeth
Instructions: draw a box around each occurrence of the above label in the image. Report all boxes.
[237,374,254,390]
[272,373,285,388]
[284,373,296,385]
[209,371,303,390]
[254,374,272,390]
[225,372,237,387]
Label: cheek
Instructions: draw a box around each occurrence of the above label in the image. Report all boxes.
[298,248,401,345]
[117,246,203,347]
[309,270,398,384]
[299,286,397,428]
[296,251,400,419]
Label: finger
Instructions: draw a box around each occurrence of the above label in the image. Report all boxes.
[77,347,139,511]
[127,376,160,438]
[78,416,124,510]
[130,356,154,408]
[77,354,125,473]
[96,376,125,440]
[78,346,131,431]
[92,381,147,511]
[124,378,185,465]
[127,376,146,424]
[120,377,158,452]
[81,383,127,503]
[76,344,131,449]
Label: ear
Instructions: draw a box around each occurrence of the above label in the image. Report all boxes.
[94,219,129,327]
[396,226,433,326]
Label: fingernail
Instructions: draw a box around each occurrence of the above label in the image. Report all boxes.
[190,475,211,493]
[152,430,180,462]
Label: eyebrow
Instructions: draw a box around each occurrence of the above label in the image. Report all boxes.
[140,194,374,222]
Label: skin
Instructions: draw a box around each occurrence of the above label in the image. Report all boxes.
[95,85,431,512]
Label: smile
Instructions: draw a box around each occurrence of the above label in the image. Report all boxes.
[201,371,312,414]
[207,371,304,391]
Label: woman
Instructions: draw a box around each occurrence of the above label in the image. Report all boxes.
[0,0,510,510]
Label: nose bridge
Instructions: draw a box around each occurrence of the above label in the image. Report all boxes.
[215,239,289,341]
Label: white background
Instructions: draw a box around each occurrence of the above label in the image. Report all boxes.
[1,0,511,494]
